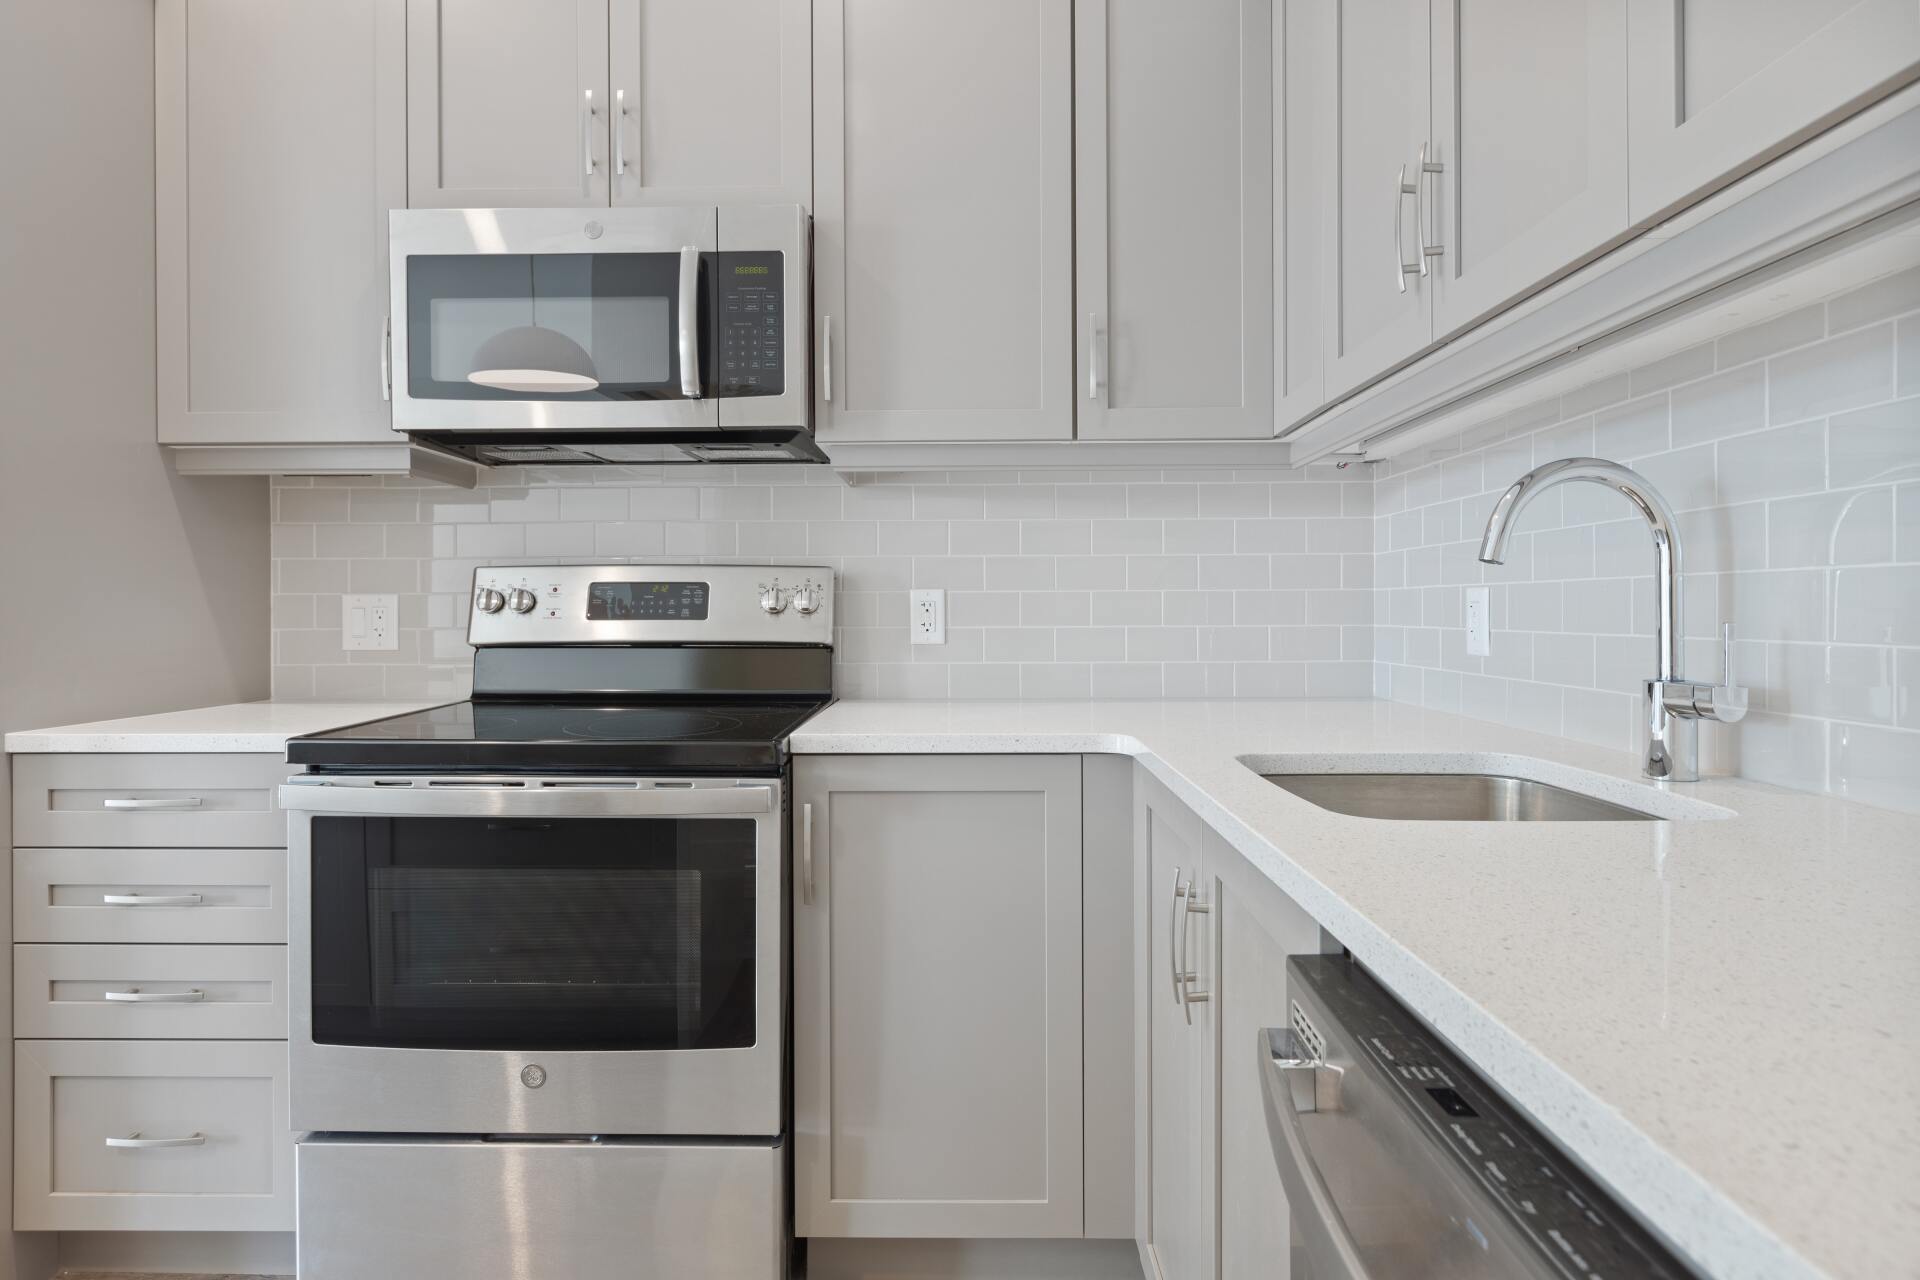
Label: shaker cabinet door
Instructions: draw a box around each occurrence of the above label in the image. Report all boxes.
[1626,0,1920,224]
[793,755,1084,1238]
[1429,0,1629,339]
[607,0,810,207]
[156,0,403,444]
[1074,0,1275,440]
[406,0,610,208]
[812,0,1074,441]
[1321,0,1435,401]
[1276,0,1336,431]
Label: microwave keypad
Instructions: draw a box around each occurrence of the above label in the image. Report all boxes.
[716,251,784,398]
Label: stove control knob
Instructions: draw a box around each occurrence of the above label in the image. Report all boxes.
[475,587,506,614]
[759,584,788,615]
[792,584,821,615]
[506,588,538,614]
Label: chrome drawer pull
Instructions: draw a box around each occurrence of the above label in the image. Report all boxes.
[105,1132,206,1149]
[104,988,205,1003]
[104,796,202,811]
[101,893,204,907]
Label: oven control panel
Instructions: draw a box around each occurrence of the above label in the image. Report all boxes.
[468,563,832,647]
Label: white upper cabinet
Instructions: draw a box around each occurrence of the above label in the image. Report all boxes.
[1429,0,1629,338]
[1276,0,1334,430]
[1074,0,1274,440]
[812,0,1074,442]
[607,0,810,207]
[1626,0,1920,224]
[1321,0,1435,400]
[156,0,403,445]
[406,0,610,208]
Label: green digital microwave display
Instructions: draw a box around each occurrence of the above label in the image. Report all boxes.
[733,264,770,276]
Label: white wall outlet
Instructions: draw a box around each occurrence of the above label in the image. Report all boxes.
[342,594,399,652]
[909,588,946,645]
[1464,586,1490,657]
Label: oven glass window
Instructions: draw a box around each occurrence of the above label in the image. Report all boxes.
[309,815,756,1051]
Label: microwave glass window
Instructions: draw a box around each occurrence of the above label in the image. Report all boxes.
[308,814,756,1052]
[407,252,704,402]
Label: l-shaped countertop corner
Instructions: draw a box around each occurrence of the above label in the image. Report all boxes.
[790,699,1920,1280]
[8,695,1915,1278]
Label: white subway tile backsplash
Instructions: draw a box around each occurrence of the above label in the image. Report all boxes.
[1768,324,1895,425]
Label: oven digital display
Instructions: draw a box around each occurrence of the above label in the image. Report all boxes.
[586,581,709,620]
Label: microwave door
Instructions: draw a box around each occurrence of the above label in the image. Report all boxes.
[390,206,718,434]
[715,204,808,434]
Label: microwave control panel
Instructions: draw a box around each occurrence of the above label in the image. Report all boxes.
[715,251,784,398]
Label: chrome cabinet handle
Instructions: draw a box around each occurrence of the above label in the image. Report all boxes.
[613,88,628,176]
[1086,312,1105,401]
[102,893,203,907]
[801,802,815,906]
[1168,868,1188,1010]
[379,313,392,401]
[1393,164,1421,293]
[1415,143,1444,272]
[106,1133,206,1150]
[104,796,202,811]
[821,316,833,403]
[105,988,205,1003]
[677,245,701,399]
[1180,879,1210,1022]
[583,89,597,177]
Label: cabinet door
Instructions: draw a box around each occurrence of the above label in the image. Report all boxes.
[1075,0,1273,440]
[1276,0,1335,430]
[794,755,1083,1238]
[1210,831,1324,1280]
[812,0,1074,441]
[607,0,809,207]
[1627,0,1920,224]
[406,0,609,208]
[1322,0,1433,400]
[1135,772,1214,1280]
[1429,0,1628,339]
[156,0,402,444]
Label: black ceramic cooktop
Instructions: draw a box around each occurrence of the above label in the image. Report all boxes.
[286,699,831,776]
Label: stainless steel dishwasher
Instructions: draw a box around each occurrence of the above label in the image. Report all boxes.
[1263,956,1693,1279]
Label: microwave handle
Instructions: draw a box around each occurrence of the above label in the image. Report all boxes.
[678,246,702,399]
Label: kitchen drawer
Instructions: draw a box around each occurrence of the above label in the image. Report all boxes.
[14,944,288,1040]
[14,1039,292,1231]
[14,848,287,944]
[12,754,289,848]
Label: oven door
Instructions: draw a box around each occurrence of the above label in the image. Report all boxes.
[283,776,783,1137]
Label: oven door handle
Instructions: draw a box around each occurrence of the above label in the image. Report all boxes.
[279,780,773,819]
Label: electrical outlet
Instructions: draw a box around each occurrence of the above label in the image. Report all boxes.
[1464,586,1490,657]
[342,594,399,652]
[909,588,946,645]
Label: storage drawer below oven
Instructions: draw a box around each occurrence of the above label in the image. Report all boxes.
[14,944,288,1040]
[14,1039,292,1231]
[297,1136,784,1280]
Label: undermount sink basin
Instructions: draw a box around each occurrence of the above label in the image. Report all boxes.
[1260,772,1657,822]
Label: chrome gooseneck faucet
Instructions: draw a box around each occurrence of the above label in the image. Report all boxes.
[1477,457,1746,782]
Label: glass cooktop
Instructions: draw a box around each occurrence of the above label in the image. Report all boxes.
[287,699,831,776]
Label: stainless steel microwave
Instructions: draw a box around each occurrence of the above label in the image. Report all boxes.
[388,205,819,464]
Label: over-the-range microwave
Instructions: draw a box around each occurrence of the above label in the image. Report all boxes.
[388,205,819,465]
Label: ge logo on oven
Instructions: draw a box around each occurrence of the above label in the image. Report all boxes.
[520,1064,547,1089]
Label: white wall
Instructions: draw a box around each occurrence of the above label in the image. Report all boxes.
[0,2,270,1274]
[1375,266,1920,812]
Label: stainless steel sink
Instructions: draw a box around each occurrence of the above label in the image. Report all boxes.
[1259,772,1656,821]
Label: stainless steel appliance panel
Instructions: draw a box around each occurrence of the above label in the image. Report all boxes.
[296,1135,783,1280]
[468,561,832,647]
[285,777,784,1137]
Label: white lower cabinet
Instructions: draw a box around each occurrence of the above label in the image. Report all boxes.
[14,1039,293,1232]
[794,754,1085,1237]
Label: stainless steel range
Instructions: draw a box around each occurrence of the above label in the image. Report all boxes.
[280,563,832,1280]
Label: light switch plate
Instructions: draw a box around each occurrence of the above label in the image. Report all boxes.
[909,588,946,645]
[342,594,399,652]
[1464,586,1490,657]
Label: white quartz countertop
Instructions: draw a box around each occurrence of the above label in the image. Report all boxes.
[792,700,1920,1280]
[3,700,449,754]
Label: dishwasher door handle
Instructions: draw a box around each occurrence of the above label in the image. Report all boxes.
[1261,1027,1370,1280]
